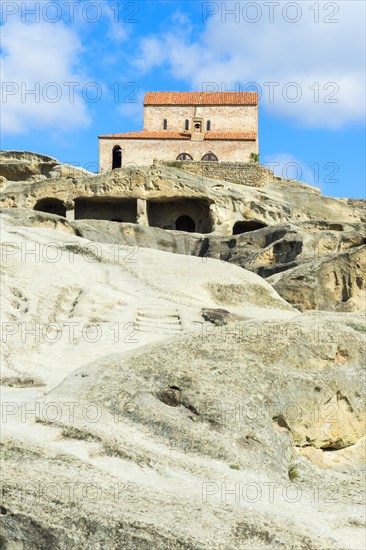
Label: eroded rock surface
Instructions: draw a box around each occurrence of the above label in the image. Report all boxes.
[0,210,365,549]
[0,150,95,189]
[2,209,364,312]
[1,152,365,230]
[0,155,365,548]
[268,245,366,312]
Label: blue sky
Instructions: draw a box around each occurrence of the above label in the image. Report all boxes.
[1,0,365,198]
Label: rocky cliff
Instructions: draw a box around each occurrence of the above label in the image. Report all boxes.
[1,151,364,313]
[0,152,365,549]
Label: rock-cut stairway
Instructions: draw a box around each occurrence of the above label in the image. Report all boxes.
[135,305,183,334]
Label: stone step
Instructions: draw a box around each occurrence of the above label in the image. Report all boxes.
[135,305,183,334]
[137,312,180,320]
[136,304,183,334]
[137,325,183,334]
[136,315,181,326]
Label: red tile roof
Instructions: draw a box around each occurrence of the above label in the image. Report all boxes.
[144,92,258,106]
[99,131,256,141]
[206,132,256,140]
[99,131,191,140]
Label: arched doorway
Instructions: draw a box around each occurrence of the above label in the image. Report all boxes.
[148,199,212,233]
[176,153,193,161]
[233,221,267,234]
[175,215,195,232]
[112,146,122,169]
[34,198,66,217]
[202,152,218,161]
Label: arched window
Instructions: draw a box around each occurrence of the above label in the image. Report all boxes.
[175,215,195,232]
[206,120,211,131]
[163,119,167,130]
[34,198,66,217]
[201,152,218,161]
[185,119,189,131]
[176,153,193,161]
[112,146,122,169]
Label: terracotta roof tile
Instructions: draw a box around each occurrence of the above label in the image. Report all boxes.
[205,132,256,140]
[144,92,258,106]
[99,131,256,141]
[99,131,191,140]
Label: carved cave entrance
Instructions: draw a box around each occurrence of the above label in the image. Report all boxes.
[74,197,137,222]
[148,199,212,233]
[34,198,66,217]
[175,215,195,232]
[233,221,267,235]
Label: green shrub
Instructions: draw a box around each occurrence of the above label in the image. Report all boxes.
[249,153,260,163]
[288,464,300,480]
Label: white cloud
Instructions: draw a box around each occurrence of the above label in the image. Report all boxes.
[262,153,316,185]
[130,1,365,128]
[104,3,130,43]
[1,18,91,135]
[133,36,168,72]
[117,88,145,125]
[0,2,99,136]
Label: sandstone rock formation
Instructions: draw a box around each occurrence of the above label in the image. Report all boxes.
[7,210,364,312]
[0,152,365,549]
[1,150,364,312]
[1,152,365,230]
[268,245,366,312]
[0,150,95,189]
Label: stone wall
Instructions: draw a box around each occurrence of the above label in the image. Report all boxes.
[144,104,257,133]
[161,161,274,188]
[99,138,257,172]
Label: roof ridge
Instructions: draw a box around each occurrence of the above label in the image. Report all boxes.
[144,91,258,106]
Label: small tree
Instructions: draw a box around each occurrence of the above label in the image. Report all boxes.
[249,152,260,163]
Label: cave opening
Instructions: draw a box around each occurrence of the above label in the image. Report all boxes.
[34,198,66,217]
[74,197,137,222]
[148,199,212,233]
[233,221,267,235]
[175,215,195,232]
